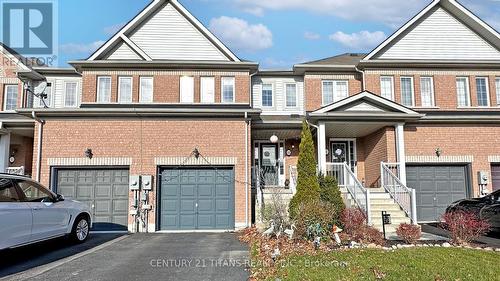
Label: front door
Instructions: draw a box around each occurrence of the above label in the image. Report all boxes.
[331,140,356,173]
[260,144,279,186]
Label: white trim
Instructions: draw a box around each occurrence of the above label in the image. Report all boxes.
[97,76,112,103]
[88,0,240,62]
[495,77,500,106]
[3,84,18,111]
[488,156,500,163]
[329,138,358,176]
[221,76,235,103]
[261,83,274,108]
[47,157,133,166]
[400,76,415,107]
[155,156,237,166]
[380,76,395,101]
[395,123,407,186]
[475,76,490,107]
[456,76,471,107]
[63,81,79,108]
[179,76,195,103]
[284,82,298,108]
[139,76,154,103]
[118,76,133,103]
[321,80,349,106]
[313,91,419,115]
[200,76,215,104]
[420,76,435,107]
[318,122,327,174]
[119,34,152,61]
[253,140,286,187]
[0,45,30,72]
[406,155,474,163]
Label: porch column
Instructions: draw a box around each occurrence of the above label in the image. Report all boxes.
[395,123,407,186]
[318,122,327,174]
[0,132,11,173]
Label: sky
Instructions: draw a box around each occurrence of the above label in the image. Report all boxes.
[56,0,500,69]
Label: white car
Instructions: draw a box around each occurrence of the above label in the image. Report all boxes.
[0,174,91,250]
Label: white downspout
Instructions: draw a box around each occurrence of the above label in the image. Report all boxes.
[32,111,45,182]
[244,111,250,228]
[355,66,365,91]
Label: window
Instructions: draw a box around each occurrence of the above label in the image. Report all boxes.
[420,77,435,107]
[118,77,133,103]
[97,76,111,103]
[140,77,153,103]
[476,77,489,107]
[180,76,194,103]
[0,179,19,202]
[200,77,215,103]
[380,76,394,100]
[285,83,297,107]
[221,77,235,103]
[456,77,470,107]
[17,180,53,203]
[496,78,500,106]
[322,80,348,105]
[39,82,52,107]
[261,84,273,107]
[64,82,78,107]
[3,85,18,111]
[400,77,414,106]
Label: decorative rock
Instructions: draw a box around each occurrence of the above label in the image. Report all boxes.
[391,245,397,250]
[396,244,404,249]
[433,244,441,247]
[475,247,482,250]
[484,247,493,251]
[442,242,451,248]
[383,247,391,251]
[367,243,377,249]
[494,248,500,252]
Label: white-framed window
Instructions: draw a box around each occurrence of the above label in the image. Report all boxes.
[380,76,394,100]
[420,77,435,107]
[322,80,348,105]
[400,76,415,107]
[64,82,78,107]
[285,83,298,107]
[200,77,215,103]
[221,77,235,103]
[97,76,112,103]
[456,77,470,107]
[38,82,52,107]
[476,77,489,107]
[496,78,500,106]
[180,76,194,103]
[118,77,133,103]
[3,85,18,111]
[139,77,153,103]
[261,84,273,107]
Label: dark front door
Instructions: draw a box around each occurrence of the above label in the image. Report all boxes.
[55,169,130,231]
[260,144,279,186]
[407,165,468,222]
[159,167,235,231]
[492,165,500,192]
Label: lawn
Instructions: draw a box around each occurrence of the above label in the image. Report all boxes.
[264,248,500,281]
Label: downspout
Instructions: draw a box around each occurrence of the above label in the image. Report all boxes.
[31,111,45,182]
[355,66,366,91]
[244,111,250,228]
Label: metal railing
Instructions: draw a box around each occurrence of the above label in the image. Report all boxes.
[6,166,25,175]
[326,162,371,225]
[381,162,417,224]
[289,165,297,195]
[252,165,281,188]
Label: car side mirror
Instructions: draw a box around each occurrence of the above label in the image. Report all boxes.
[56,194,65,202]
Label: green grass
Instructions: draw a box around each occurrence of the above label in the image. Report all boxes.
[269,248,500,281]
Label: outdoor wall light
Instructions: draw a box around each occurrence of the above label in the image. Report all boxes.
[435,148,442,157]
[85,148,93,159]
[270,134,279,143]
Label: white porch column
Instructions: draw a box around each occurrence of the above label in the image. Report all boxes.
[395,123,407,186]
[318,122,327,174]
[0,132,11,173]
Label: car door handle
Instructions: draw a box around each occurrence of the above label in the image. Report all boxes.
[33,207,41,211]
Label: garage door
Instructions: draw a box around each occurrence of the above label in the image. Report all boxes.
[56,169,129,231]
[492,165,500,192]
[407,165,468,222]
[159,167,235,231]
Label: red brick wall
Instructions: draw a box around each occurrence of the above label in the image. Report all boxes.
[0,52,24,110]
[304,75,363,111]
[405,124,500,196]
[9,135,33,175]
[33,119,252,228]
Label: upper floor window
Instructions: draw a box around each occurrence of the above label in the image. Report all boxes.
[64,82,78,107]
[140,77,153,103]
[180,76,194,103]
[322,80,348,105]
[400,77,414,107]
[261,84,273,107]
[118,77,133,103]
[420,77,435,107]
[496,78,500,106]
[380,76,394,100]
[285,83,297,107]
[97,76,112,103]
[221,77,235,103]
[3,85,18,111]
[200,77,215,103]
[38,82,52,107]
[476,77,489,107]
[456,77,470,107]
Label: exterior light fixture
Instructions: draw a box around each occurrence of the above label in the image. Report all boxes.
[85,148,93,159]
[270,134,279,143]
[435,148,442,157]
[193,148,200,159]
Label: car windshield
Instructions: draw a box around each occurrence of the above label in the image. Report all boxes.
[17,180,54,203]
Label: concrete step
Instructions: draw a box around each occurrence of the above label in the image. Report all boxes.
[369,198,397,204]
[369,192,392,199]
[372,217,411,226]
[370,204,403,212]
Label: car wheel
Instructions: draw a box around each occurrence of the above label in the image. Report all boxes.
[71,215,90,243]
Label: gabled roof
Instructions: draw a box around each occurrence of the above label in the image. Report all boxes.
[310,91,423,120]
[363,0,500,61]
[88,0,240,62]
[299,53,366,66]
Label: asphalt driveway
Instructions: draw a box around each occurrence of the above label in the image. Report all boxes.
[1,233,250,281]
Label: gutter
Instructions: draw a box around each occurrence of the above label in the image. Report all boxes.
[355,66,366,91]
[31,111,45,182]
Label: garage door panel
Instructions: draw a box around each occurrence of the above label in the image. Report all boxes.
[113,199,128,213]
[162,199,178,212]
[198,215,215,228]
[418,193,435,206]
[180,171,197,183]
[113,184,129,197]
[216,215,230,228]
[163,185,178,196]
[418,181,435,192]
[181,185,196,196]
[198,184,214,197]
[216,199,230,211]
[76,185,92,198]
[95,185,111,198]
[198,170,215,182]
[198,199,214,211]
[179,215,196,228]
[492,165,500,191]
[180,199,196,211]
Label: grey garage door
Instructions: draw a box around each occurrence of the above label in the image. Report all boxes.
[407,165,468,222]
[492,165,500,192]
[159,167,235,231]
[56,169,129,231]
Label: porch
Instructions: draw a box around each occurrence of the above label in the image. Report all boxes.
[0,114,35,176]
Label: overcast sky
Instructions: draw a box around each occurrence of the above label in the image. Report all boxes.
[58,0,500,68]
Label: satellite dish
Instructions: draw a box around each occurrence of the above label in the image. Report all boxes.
[35,81,48,96]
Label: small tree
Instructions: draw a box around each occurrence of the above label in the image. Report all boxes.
[289,121,320,218]
[318,173,345,222]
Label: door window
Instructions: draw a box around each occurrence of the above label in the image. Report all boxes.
[17,180,54,202]
[0,179,20,202]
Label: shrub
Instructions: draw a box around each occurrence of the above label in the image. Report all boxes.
[441,211,490,245]
[340,208,366,235]
[396,223,422,244]
[289,121,321,218]
[357,225,385,245]
[318,173,345,221]
[295,200,335,239]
